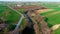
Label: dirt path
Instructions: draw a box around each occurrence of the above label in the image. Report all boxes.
[37,9,53,13]
[45,11,60,17]
[51,24,60,31]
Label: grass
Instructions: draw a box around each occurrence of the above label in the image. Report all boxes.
[1,2,60,34]
[0,6,20,24]
[41,8,60,16]
[47,13,60,25]
[40,3,60,34]
[0,4,26,31]
[54,27,60,34]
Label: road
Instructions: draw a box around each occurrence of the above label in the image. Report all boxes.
[7,6,23,15]
[7,6,24,34]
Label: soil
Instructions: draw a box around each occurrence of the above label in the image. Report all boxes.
[51,24,60,31]
[13,6,47,11]
[45,11,60,17]
[37,9,53,13]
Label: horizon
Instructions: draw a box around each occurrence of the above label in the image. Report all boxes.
[0,0,60,2]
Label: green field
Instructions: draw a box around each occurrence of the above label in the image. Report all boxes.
[0,2,60,34]
[40,3,60,34]
[0,4,26,31]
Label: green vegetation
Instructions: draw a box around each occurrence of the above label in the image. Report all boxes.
[0,4,26,31]
[0,4,20,24]
[0,2,60,34]
[40,2,60,34]
[54,27,60,34]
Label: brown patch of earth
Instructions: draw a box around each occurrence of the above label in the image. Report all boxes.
[37,9,53,14]
[45,11,60,17]
[51,24,60,31]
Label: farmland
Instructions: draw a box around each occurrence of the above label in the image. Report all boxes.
[0,2,60,34]
[0,4,26,34]
[40,2,60,34]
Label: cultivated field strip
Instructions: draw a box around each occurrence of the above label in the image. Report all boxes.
[45,11,60,17]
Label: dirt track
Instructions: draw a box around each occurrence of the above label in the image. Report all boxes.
[51,24,60,31]
[37,9,53,13]
[45,11,60,17]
